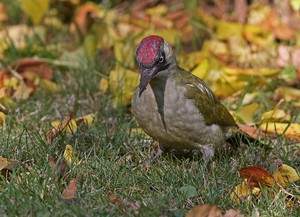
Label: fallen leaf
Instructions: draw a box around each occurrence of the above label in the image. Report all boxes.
[185,204,222,217]
[39,79,61,93]
[0,3,8,23]
[0,25,46,50]
[46,112,75,144]
[13,82,34,100]
[260,122,300,142]
[0,157,24,180]
[0,112,6,129]
[109,66,139,107]
[62,178,78,200]
[75,113,95,127]
[49,157,70,181]
[64,144,79,165]
[0,156,9,170]
[231,179,261,203]
[237,124,266,140]
[273,162,300,187]
[20,0,50,24]
[234,103,260,125]
[223,209,245,217]
[260,109,291,123]
[238,166,276,187]
[179,185,198,198]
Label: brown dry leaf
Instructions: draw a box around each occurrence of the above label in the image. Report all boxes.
[13,82,33,100]
[72,2,101,35]
[231,179,261,204]
[0,156,9,170]
[185,204,222,217]
[49,157,70,181]
[46,112,75,144]
[223,209,245,217]
[62,178,78,200]
[238,166,276,187]
[260,11,295,40]
[108,194,120,205]
[0,157,24,180]
[0,3,8,23]
[260,122,300,142]
[273,161,300,187]
[0,87,6,98]
[237,124,266,140]
[7,58,53,80]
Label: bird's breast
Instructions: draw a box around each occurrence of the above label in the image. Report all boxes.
[131,76,225,149]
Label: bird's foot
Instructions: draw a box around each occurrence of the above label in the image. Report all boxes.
[201,145,215,164]
[149,146,164,166]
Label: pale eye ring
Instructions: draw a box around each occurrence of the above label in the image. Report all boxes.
[159,56,164,63]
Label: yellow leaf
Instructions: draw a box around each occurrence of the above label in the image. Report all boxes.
[274,87,300,102]
[4,77,19,90]
[231,179,260,204]
[243,24,274,47]
[99,78,108,93]
[260,109,291,123]
[109,66,139,106]
[130,127,151,138]
[191,58,210,79]
[20,0,50,24]
[202,39,228,55]
[63,144,79,165]
[273,164,300,187]
[260,122,300,141]
[178,51,205,71]
[76,114,95,127]
[0,111,5,129]
[223,67,280,77]
[51,119,77,133]
[233,103,260,125]
[146,4,168,16]
[0,156,9,170]
[216,21,243,40]
[40,79,61,92]
[114,40,135,68]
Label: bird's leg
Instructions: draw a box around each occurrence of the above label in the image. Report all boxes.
[200,145,215,164]
[149,144,166,165]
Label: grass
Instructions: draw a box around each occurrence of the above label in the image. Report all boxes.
[0,55,299,216]
[1,2,299,216]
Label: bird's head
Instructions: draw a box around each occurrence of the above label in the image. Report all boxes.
[136,35,175,96]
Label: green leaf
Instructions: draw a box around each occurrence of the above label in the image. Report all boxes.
[179,185,197,198]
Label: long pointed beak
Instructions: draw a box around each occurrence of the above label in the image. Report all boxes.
[138,68,156,97]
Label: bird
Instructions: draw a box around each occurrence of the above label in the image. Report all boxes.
[131,35,239,162]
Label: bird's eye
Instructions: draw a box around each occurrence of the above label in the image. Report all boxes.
[159,56,164,63]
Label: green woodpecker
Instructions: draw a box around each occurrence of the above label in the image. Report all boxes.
[131,35,239,162]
